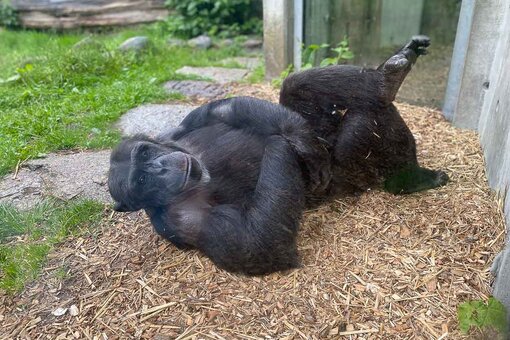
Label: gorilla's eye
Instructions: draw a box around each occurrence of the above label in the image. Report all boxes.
[138,175,146,185]
[141,149,149,159]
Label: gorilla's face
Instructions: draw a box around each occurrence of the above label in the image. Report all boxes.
[108,137,207,212]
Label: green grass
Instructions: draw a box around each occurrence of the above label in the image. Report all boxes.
[0,24,248,176]
[0,199,104,292]
[245,62,265,83]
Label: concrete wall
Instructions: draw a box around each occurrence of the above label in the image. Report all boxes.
[477,0,510,315]
[443,0,505,128]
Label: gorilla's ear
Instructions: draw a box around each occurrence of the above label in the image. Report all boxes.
[113,201,129,212]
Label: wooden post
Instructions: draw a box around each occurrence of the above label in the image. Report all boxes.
[263,0,294,79]
[304,0,331,65]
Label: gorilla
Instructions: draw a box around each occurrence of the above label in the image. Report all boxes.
[109,97,331,275]
[280,35,449,196]
[108,35,449,275]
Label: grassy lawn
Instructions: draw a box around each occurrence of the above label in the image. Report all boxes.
[0,24,247,176]
[0,24,258,293]
[0,199,104,292]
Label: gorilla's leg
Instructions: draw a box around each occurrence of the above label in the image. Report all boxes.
[377,35,430,103]
[384,164,449,194]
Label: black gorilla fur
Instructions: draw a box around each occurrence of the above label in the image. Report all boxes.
[109,97,331,275]
[280,35,448,196]
[108,36,449,275]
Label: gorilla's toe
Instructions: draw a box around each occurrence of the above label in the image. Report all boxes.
[434,170,449,186]
[411,35,431,48]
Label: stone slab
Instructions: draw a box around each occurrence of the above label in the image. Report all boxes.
[175,66,249,84]
[222,57,262,70]
[163,80,229,99]
[116,104,196,137]
[0,150,111,210]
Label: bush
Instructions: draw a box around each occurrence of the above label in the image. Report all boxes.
[165,0,262,38]
[0,2,19,28]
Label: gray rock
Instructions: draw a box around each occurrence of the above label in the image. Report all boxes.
[118,36,150,52]
[176,66,249,84]
[0,151,111,210]
[243,38,263,50]
[163,80,229,98]
[219,38,234,47]
[187,35,212,49]
[117,104,196,137]
[221,57,261,70]
[167,37,186,47]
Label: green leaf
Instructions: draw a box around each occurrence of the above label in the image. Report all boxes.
[458,301,478,333]
[341,50,354,60]
[301,63,313,70]
[478,297,509,334]
[320,58,337,67]
[457,297,508,335]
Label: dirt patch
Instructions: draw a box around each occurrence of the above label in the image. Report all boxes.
[0,84,505,339]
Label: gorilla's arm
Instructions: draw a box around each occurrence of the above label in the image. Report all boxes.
[146,135,305,275]
[171,97,331,192]
[197,135,305,275]
[174,96,306,138]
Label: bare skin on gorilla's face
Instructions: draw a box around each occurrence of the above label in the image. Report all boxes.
[108,138,209,212]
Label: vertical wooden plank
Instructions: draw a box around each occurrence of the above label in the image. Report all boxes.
[452,0,504,129]
[304,0,331,65]
[380,0,424,47]
[329,0,382,65]
[263,0,294,79]
[477,0,510,318]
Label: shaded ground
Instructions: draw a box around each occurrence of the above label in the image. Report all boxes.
[396,45,454,109]
[0,84,505,339]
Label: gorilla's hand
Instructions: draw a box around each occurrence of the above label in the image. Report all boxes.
[283,132,332,193]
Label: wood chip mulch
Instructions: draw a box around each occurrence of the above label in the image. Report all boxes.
[0,83,506,339]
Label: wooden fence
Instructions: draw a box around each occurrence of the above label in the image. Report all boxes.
[304,0,460,65]
[11,0,168,29]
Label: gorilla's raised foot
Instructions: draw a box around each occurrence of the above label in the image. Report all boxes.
[405,35,431,57]
[378,35,431,103]
[383,164,449,195]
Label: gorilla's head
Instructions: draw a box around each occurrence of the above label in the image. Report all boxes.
[108,135,208,212]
